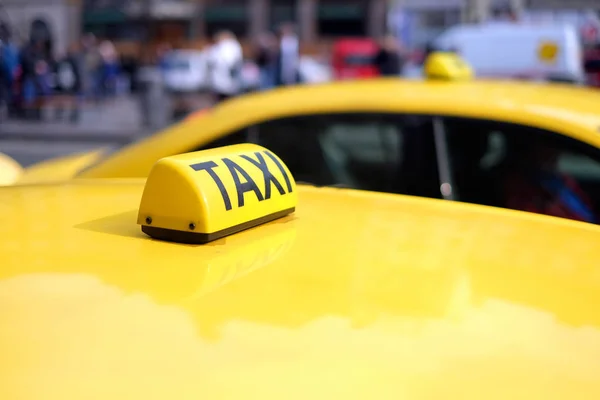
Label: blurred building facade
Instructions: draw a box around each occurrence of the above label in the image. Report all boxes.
[0,0,81,57]
[80,0,600,51]
[81,0,389,46]
[2,0,597,58]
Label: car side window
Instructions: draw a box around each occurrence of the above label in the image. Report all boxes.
[254,113,440,197]
[444,117,600,224]
[198,113,440,198]
[557,152,600,181]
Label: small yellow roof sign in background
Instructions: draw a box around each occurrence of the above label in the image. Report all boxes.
[538,41,559,64]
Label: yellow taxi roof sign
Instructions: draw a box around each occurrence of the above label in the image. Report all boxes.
[137,144,297,244]
[424,52,473,81]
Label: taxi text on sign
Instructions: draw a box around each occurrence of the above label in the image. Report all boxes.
[137,144,297,243]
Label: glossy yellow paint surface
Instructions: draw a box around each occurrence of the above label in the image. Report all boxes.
[2,180,600,398]
[16,78,600,184]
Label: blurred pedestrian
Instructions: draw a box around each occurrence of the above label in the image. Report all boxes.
[207,30,243,103]
[254,32,277,90]
[98,40,120,98]
[156,42,172,71]
[53,43,82,122]
[79,33,102,102]
[502,142,597,224]
[373,34,405,77]
[119,52,139,94]
[275,23,300,86]
[19,37,52,120]
[0,23,19,116]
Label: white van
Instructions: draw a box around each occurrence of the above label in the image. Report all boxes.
[433,22,585,83]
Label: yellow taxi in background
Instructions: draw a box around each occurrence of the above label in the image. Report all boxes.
[0,152,22,185]
[2,143,600,399]
[11,53,600,224]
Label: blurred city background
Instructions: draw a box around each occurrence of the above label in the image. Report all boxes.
[1,0,600,166]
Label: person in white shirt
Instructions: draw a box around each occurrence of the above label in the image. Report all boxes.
[207,30,243,102]
[276,23,300,86]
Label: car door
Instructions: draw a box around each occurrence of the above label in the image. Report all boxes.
[198,113,442,198]
[442,116,600,224]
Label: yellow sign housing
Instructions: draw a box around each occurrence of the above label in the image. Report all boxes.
[137,144,297,244]
[424,52,474,81]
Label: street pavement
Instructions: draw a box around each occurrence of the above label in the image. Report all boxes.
[0,140,119,167]
[1,96,146,167]
[0,93,214,167]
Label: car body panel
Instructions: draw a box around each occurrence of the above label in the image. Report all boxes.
[2,180,600,398]
[16,78,600,183]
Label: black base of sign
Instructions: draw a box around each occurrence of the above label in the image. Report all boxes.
[141,208,295,244]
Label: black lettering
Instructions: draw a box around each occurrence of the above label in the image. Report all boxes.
[190,161,232,211]
[241,152,286,199]
[263,151,293,193]
[222,158,264,207]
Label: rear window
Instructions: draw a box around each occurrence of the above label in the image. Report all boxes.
[344,54,374,66]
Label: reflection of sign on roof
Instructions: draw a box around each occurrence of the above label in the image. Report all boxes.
[538,41,559,64]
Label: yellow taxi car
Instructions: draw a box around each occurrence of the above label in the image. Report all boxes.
[0,152,22,185]
[2,143,600,399]
[12,53,600,224]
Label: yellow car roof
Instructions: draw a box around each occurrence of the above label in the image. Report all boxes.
[200,79,600,139]
[2,180,600,398]
[80,78,600,179]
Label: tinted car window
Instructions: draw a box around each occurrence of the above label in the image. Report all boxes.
[255,114,440,197]
[344,55,375,65]
[199,113,440,197]
[444,117,600,224]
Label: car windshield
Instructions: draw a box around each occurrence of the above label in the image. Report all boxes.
[344,54,374,66]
